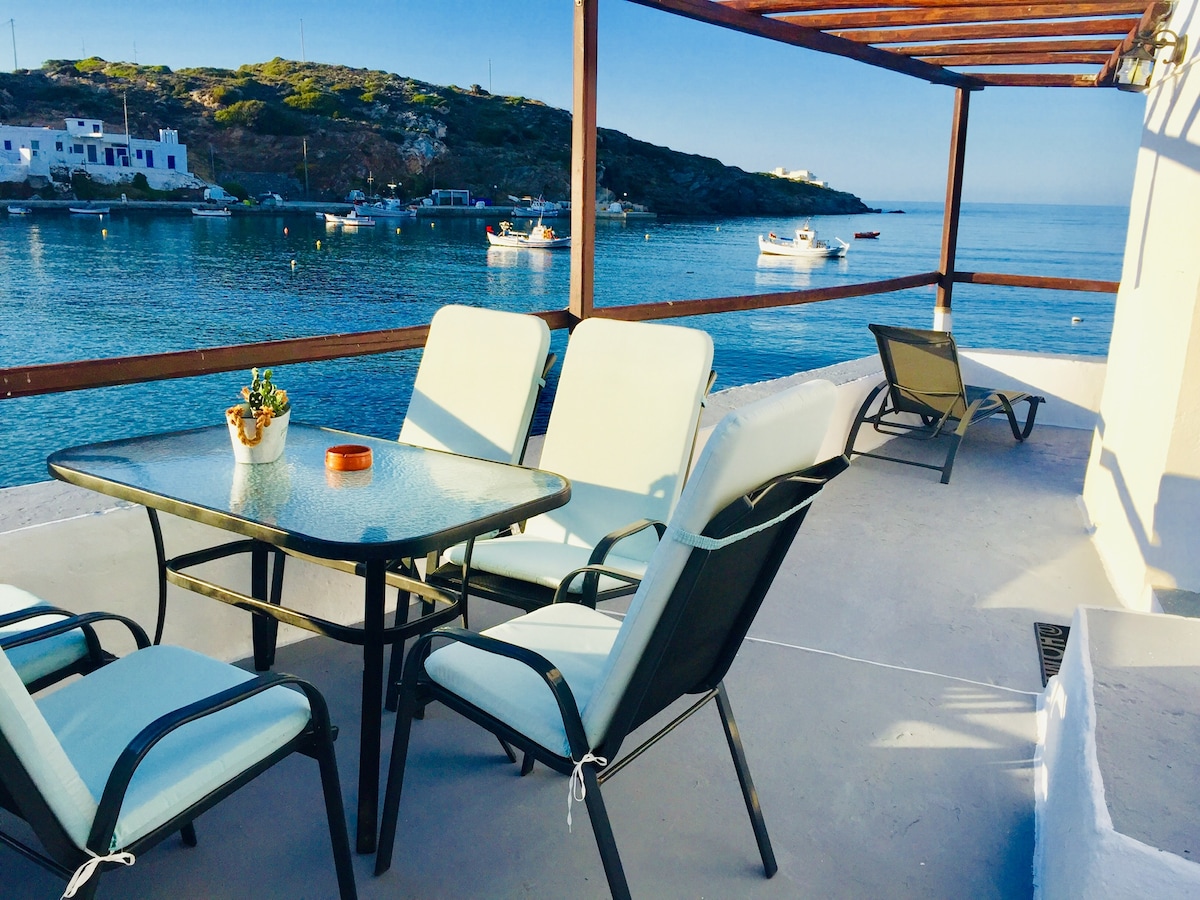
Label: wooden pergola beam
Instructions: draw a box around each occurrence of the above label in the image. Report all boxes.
[894,39,1120,56]
[834,18,1141,44]
[779,3,1151,32]
[724,0,1135,10]
[569,0,598,321]
[971,72,1099,85]
[629,0,977,86]
[920,52,1112,66]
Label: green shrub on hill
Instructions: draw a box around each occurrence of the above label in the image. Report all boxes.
[214,99,305,135]
[284,91,339,116]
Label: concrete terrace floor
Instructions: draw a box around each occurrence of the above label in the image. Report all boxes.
[2,420,1119,899]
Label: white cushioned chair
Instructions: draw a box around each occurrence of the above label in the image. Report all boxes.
[0,584,140,693]
[429,316,715,613]
[0,635,357,899]
[376,379,845,898]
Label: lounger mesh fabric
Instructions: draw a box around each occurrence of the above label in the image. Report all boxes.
[446,317,714,591]
[426,379,838,753]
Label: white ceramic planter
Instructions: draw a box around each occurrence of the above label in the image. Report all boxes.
[227,408,290,464]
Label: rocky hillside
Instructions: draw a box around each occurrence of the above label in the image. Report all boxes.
[0,58,869,215]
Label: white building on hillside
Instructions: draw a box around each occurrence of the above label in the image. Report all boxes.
[0,118,201,190]
[770,166,828,188]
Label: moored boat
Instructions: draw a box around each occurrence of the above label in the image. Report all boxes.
[192,207,232,218]
[486,220,570,249]
[854,231,880,239]
[69,206,110,216]
[324,209,376,227]
[354,199,416,219]
[509,195,563,218]
[758,221,848,258]
[6,205,32,216]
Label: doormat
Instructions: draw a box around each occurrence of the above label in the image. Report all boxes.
[1034,622,1070,687]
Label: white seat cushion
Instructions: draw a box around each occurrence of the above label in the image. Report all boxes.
[447,536,647,593]
[425,603,622,757]
[0,585,91,688]
[38,645,312,851]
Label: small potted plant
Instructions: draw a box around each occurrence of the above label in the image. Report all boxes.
[226,367,291,463]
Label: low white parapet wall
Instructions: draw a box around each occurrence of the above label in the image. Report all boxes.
[0,348,1107,663]
[1036,606,1200,898]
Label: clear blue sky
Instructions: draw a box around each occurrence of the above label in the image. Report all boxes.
[7,1,1146,205]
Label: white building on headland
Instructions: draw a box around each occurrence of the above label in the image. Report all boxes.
[770,166,828,188]
[0,117,202,190]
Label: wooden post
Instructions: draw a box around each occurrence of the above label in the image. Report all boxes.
[936,86,970,331]
[570,0,599,322]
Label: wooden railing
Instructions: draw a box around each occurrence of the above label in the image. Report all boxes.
[0,271,1118,401]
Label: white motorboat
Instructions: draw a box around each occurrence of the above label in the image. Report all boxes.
[486,220,570,249]
[354,199,416,219]
[6,205,32,216]
[757,221,848,258]
[69,206,110,216]
[324,209,376,227]
[509,195,563,218]
[192,207,232,218]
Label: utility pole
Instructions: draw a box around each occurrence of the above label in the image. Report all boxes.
[8,19,17,72]
[300,19,306,63]
[302,138,310,199]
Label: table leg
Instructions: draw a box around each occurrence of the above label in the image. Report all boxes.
[357,558,387,854]
[250,541,279,671]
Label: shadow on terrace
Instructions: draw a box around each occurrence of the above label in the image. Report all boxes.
[0,409,1119,898]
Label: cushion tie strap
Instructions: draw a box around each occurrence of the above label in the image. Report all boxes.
[567,752,608,833]
[666,493,816,552]
[62,850,135,898]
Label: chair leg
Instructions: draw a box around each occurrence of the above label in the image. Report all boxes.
[385,579,415,712]
[715,684,777,878]
[315,734,358,900]
[843,381,888,458]
[519,751,535,775]
[999,394,1044,441]
[940,431,965,484]
[180,821,197,846]
[375,684,419,877]
[582,765,631,900]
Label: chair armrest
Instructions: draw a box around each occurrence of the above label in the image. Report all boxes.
[88,670,332,854]
[553,565,642,608]
[408,626,591,760]
[587,518,666,567]
[0,605,78,628]
[0,611,151,651]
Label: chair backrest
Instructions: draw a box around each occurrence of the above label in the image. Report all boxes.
[580,379,841,752]
[525,317,715,561]
[0,647,96,855]
[399,305,551,464]
[869,323,968,419]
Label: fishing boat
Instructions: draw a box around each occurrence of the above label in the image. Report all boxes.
[486,220,570,249]
[69,206,110,216]
[192,207,232,218]
[6,205,32,216]
[354,199,416,219]
[854,231,880,239]
[757,221,848,258]
[324,209,376,227]
[509,195,563,218]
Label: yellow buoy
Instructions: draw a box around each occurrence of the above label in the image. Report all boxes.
[101,228,107,237]
[396,227,401,234]
[283,227,289,236]
[430,222,435,229]
[290,259,296,269]
[644,234,650,240]
[316,240,321,249]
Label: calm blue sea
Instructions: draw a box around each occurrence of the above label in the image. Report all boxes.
[0,201,1127,488]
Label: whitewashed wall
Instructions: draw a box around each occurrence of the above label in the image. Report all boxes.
[1082,0,1200,610]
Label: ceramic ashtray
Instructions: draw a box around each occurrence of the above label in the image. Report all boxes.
[325,444,373,471]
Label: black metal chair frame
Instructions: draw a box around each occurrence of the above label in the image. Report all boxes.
[845,324,1044,484]
[0,614,357,900]
[375,455,848,898]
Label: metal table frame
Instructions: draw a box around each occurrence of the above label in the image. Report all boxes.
[48,423,570,854]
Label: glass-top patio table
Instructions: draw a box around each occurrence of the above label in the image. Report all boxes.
[47,422,571,854]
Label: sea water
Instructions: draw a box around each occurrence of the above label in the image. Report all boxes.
[0,201,1127,488]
